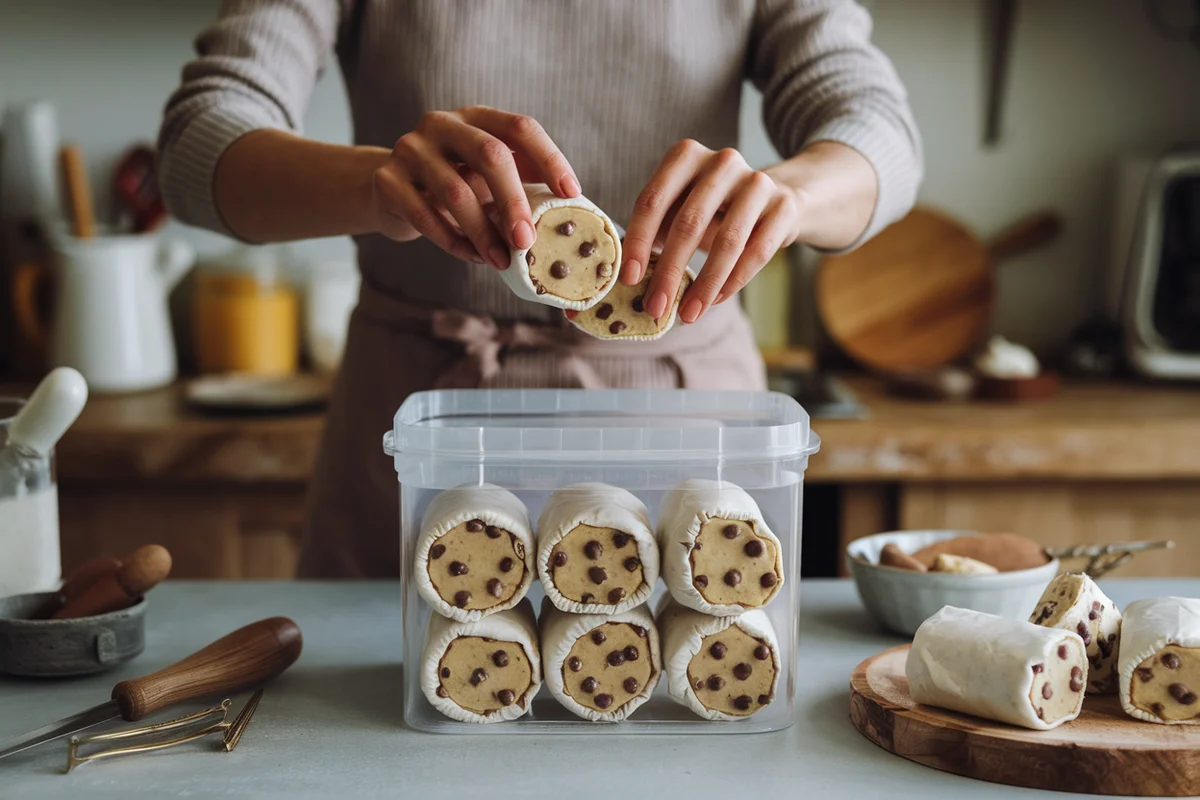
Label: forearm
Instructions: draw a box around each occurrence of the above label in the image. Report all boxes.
[214,129,389,243]
[764,140,878,251]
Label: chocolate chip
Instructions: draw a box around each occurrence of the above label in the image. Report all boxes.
[624,645,639,662]
[1058,645,1069,660]
[1151,702,1166,718]
[1170,684,1197,704]
[591,630,607,645]
[760,573,778,589]
[598,263,613,278]
[550,261,569,279]
[487,578,503,598]
[1071,666,1082,679]
[470,668,488,686]
[551,551,568,568]
[535,284,547,295]
[584,540,603,560]
[492,650,509,668]
[1069,665,1084,692]
[632,295,644,312]
[557,221,575,236]
[623,556,641,572]
[623,677,641,694]
[1089,600,1102,620]
[754,645,771,661]
[1033,602,1056,624]
[498,689,515,706]
[581,677,597,694]
[706,675,725,691]
[1163,653,1181,670]
[695,575,709,589]
[465,519,484,532]
[454,590,471,607]
[607,650,627,667]
[1076,621,1093,646]
[1137,667,1155,683]
[1097,636,1114,658]
[724,570,741,587]
[437,685,449,698]
[1070,677,1084,692]
[612,531,631,548]
[1036,707,1044,720]
[631,625,647,638]
[694,679,705,690]
[588,566,607,584]
[526,251,535,266]
[580,593,594,604]
[757,694,770,705]
[568,657,583,672]
[595,694,613,709]
[723,524,739,539]
[579,241,596,257]
[440,667,451,679]
[449,561,468,576]
[607,588,626,603]
[1032,664,1044,674]
[595,303,613,320]
[499,557,514,573]
[608,320,626,335]
[430,544,446,559]
[486,525,502,539]
[1042,683,1053,700]
[744,540,764,557]
[733,695,752,711]
[710,641,727,659]
[733,663,752,680]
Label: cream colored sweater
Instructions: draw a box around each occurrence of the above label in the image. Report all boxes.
[159,0,922,323]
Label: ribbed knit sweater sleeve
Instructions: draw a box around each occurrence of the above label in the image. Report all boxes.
[750,0,923,248]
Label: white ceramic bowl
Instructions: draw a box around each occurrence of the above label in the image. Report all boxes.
[846,530,1060,636]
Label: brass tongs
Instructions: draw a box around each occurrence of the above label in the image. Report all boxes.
[65,689,263,772]
[1045,540,1175,578]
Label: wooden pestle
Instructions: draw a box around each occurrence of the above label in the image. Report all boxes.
[31,556,123,619]
[52,545,172,620]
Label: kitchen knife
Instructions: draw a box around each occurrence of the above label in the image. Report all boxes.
[0,616,302,760]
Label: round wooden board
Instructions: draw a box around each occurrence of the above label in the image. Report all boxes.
[850,645,1200,797]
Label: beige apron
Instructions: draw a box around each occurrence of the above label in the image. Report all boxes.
[297,279,766,578]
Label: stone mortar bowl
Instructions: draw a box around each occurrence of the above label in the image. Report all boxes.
[0,592,146,677]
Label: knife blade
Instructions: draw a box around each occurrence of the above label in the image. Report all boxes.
[0,616,302,760]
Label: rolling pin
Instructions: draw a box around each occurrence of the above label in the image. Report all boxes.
[53,545,172,620]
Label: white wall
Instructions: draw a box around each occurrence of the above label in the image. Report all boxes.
[4,0,1200,351]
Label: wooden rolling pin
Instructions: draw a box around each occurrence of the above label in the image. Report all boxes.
[53,545,172,620]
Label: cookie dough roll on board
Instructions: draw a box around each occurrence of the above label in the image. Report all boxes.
[906,606,1088,731]
[536,482,658,615]
[570,252,694,341]
[657,479,784,616]
[421,598,541,723]
[539,599,661,722]
[502,183,621,310]
[1119,597,1200,724]
[1029,572,1122,694]
[656,598,780,720]
[413,484,535,623]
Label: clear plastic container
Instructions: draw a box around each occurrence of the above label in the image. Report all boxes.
[385,389,819,734]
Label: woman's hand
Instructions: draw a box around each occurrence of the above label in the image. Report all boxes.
[620,140,805,325]
[372,106,581,268]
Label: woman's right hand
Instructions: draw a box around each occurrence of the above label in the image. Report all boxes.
[372,106,581,269]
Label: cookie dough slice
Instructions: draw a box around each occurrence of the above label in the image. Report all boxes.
[1029,572,1122,694]
[657,598,780,720]
[657,479,784,616]
[570,253,693,341]
[1119,597,1200,724]
[539,598,661,722]
[413,484,535,623]
[421,598,541,723]
[536,482,659,615]
[906,606,1087,730]
[501,183,621,310]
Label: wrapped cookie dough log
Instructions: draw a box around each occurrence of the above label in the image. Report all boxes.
[502,183,621,310]
[907,606,1088,731]
[539,598,661,722]
[1119,597,1200,724]
[536,482,658,615]
[1029,573,1122,694]
[570,253,693,342]
[657,598,780,720]
[414,484,535,622]
[657,479,783,616]
[421,598,541,723]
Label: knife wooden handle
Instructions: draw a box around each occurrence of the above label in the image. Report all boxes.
[111,617,303,721]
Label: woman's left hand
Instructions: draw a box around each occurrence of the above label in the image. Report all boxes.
[620,140,804,324]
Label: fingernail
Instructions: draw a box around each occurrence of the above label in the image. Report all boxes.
[561,175,581,196]
[648,291,669,319]
[489,245,509,270]
[680,297,702,323]
[512,220,534,250]
[622,259,641,285]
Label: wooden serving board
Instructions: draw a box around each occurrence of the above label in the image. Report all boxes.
[850,645,1200,797]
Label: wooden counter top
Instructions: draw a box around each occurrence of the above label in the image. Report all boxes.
[8,376,1199,484]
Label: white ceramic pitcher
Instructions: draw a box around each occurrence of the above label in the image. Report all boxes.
[14,231,195,393]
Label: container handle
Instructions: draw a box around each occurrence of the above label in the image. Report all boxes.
[382,431,395,457]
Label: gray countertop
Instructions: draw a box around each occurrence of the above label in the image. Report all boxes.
[0,579,1195,800]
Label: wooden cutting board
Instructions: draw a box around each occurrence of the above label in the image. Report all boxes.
[815,208,1061,372]
[850,645,1200,797]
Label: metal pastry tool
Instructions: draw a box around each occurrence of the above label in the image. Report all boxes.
[0,617,301,760]
[1044,540,1175,578]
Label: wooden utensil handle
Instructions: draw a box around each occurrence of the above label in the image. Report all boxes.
[987,211,1063,261]
[60,145,95,239]
[111,617,303,720]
